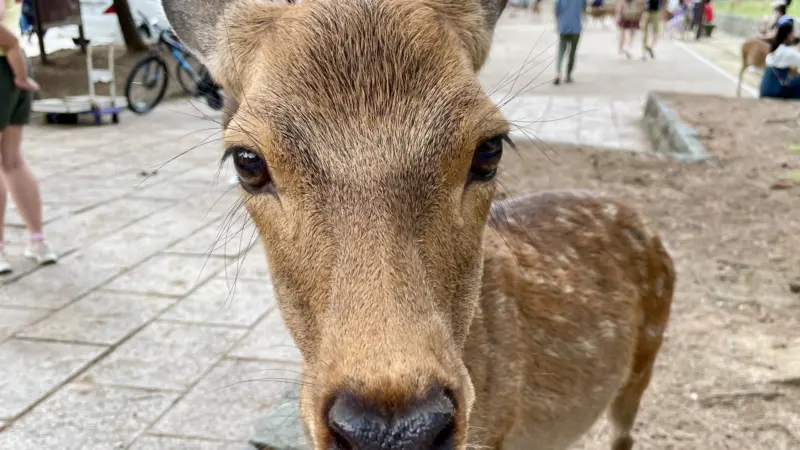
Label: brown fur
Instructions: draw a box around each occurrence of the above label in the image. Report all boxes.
[162,1,674,449]
[738,38,769,97]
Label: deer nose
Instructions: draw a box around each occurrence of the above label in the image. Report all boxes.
[326,388,455,450]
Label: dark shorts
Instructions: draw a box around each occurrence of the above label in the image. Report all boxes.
[0,56,33,131]
[618,18,641,29]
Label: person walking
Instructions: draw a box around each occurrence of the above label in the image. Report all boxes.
[554,0,586,85]
[642,0,663,58]
[617,0,643,58]
[0,0,57,274]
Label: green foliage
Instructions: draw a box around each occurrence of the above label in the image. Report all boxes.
[723,0,774,19]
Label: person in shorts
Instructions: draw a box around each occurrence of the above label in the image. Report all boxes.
[642,0,663,59]
[617,0,643,58]
[0,0,57,274]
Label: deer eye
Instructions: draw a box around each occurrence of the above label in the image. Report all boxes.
[226,147,273,194]
[469,135,505,183]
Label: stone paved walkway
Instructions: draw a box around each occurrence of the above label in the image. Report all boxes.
[0,10,743,450]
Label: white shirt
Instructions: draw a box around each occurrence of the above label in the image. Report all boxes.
[767,44,800,69]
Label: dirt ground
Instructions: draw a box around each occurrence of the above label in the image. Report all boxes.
[497,93,800,449]
[29,45,186,100]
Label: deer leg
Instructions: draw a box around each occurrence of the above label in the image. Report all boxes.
[608,268,671,450]
[608,359,656,450]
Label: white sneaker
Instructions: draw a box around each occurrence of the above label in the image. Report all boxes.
[0,249,12,274]
[24,241,58,265]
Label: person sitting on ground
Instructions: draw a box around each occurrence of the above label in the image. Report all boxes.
[758,0,794,42]
[760,21,800,99]
[0,24,38,91]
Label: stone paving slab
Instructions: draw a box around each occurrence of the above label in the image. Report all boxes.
[0,307,49,342]
[129,436,236,450]
[228,308,303,364]
[165,215,256,259]
[161,277,273,328]
[0,339,105,420]
[84,321,246,391]
[0,383,178,450]
[0,252,123,309]
[103,254,229,298]
[149,359,300,442]
[16,292,176,345]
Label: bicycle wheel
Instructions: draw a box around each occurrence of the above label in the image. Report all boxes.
[175,58,204,97]
[125,55,169,114]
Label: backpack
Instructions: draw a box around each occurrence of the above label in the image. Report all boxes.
[19,0,36,39]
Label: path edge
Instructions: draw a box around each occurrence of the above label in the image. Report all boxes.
[643,91,713,164]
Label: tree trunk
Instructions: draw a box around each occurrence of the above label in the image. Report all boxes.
[113,0,148,51]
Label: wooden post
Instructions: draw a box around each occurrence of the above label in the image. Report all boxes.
[33,0,48,65]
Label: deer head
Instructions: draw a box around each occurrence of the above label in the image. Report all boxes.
[162,0,509,448]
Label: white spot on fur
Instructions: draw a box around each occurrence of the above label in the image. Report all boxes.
[599,320,617,339]
[565,246,579,260]
[556,207,574,217]
[545,348,560,358]
[579,339,597,357]
[603,204,618,220]
[556,216,574,228]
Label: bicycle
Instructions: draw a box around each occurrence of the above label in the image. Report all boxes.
[124,25,224,114]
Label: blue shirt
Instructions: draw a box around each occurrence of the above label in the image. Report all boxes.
[555,0,586,35]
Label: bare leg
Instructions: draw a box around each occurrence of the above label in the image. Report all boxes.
[0,161,6,243]
[0,126,43,234]
[649,17,660,48]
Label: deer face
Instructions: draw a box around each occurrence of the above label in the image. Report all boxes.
[163,0,508,448]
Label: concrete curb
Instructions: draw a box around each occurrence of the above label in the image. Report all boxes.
[643,92,713,163]
[243,386,310,450]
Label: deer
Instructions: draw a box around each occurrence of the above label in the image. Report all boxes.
[737,38,770,97]
[586,1,617,29]
[161,1,675,449]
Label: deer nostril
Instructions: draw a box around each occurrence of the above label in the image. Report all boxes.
[431,420,455,450]
[326,388,456,450]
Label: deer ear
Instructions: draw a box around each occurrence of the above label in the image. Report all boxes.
[477,0,508,35]
[161,0,231,59]
[423,0,508,70]
[161,0,285,92]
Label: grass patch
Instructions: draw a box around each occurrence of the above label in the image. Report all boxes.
[721,0,772,19]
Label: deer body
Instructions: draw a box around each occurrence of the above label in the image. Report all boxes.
[461,191,673,450]
[738,38,770,97]
[162,1,674,449]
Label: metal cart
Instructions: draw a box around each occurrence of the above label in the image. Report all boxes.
[32,40,127,125]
